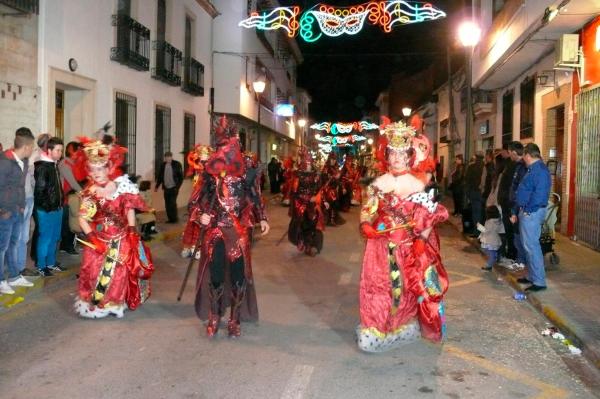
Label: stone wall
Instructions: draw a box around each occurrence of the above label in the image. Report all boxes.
[0,12,39,148]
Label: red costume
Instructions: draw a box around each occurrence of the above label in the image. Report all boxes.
[194,116,268,338]
[287,147,325,256]
[280,157,294,206]
[321,153,344,226]
[181,144,213,258]
[340,155,362,211]
[74,140,154,319]
[357,121,448,352]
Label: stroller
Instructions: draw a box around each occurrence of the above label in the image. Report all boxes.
[540,192,560,266]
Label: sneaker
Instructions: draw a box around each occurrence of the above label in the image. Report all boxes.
[8,275,34,288]
[0,280,15,295]
[506,262,526,271]
[21,268,39,277]
[38,268,54,277]
[48,264,66,272]
[498,256,514,266]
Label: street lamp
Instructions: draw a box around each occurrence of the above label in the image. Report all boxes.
[402,107,412,118]
[298,118,306,128]
[458,21,481,161]
[253,76,266,161]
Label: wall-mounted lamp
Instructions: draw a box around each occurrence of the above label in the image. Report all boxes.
[537,70,556,88]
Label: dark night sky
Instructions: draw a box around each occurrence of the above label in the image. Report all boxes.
[278,0,467,122]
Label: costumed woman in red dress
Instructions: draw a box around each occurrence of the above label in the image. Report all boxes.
[357,121,448,352]
[194,116,270,338]
[181,144,213,258]
[287,147,325,257]
[74,139,154,318]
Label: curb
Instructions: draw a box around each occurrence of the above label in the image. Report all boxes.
[0,225,184,314]
[445,214,600,371]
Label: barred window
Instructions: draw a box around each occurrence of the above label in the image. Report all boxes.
[183,113,195,174]
[115,92,137,173]
[155,105,171,180]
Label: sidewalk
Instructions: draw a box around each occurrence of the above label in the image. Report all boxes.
[0,210,186,312]
[444,199,600,371]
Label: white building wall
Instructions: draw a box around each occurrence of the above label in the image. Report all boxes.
[38,0,213,179]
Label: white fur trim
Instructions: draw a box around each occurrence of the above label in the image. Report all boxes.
[408,191,438,213]
[357,321,420,353]
[74,298,126,319]
[108,175,139,200]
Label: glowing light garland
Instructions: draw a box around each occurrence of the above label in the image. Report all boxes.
[316,135,367,144]
[310,121,379,134]
[239,2,446,42]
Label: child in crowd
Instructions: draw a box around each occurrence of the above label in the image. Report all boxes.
[136,179,157,241]
[479,205,505,271]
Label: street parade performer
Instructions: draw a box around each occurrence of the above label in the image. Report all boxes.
[340,154,362,211]
[357,120,449,352]
[287,147,325,257]
[321,152,344,226]
[181,144,213,258]
[194,116,270,338]
[280,156,294,206]
[74,138,154,318]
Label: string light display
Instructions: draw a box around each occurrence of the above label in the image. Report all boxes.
[239,2,446,42]
[310,121,379,134]
[316,135,367,144]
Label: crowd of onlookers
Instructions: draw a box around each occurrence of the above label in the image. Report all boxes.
[449,141,553,292]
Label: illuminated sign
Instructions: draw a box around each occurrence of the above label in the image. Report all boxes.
[275,104,295,117]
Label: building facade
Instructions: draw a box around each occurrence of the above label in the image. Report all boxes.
[212,0,303,163]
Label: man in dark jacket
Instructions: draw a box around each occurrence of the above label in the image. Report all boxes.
[34,137,64,276]
[0,129,36,294]
[155,151,183,223]
[463,152,485,235]
[497,142,522,262]
[480,149,496,203]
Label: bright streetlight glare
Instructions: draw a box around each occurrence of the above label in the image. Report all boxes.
[458,21,481,47]
[298,118,307,127]
[253,79,266,94]
[315,134,321,139]
[367,138,374,145]
[402,107,412,117]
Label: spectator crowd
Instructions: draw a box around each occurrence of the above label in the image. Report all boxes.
[449,141,552,292]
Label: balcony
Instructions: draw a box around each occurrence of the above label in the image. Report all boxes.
[0,0,38,14]
[181,57,204,96]
[473,90,494,117]
[110,14,150,71]
[152,40,182,87]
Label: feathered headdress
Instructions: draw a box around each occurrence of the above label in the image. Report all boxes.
[186,144,213,176]
[73,135,127,180]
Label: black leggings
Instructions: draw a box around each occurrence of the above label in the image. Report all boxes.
[210,239,245,287]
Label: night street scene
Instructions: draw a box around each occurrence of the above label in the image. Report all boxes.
[2,0,600,398]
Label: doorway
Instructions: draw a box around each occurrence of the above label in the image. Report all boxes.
[546,104,565,226]
[55,89,64,139]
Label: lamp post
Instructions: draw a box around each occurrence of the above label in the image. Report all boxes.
[253,77,266,161]
[402,107,412,122]
[458,21,481,161]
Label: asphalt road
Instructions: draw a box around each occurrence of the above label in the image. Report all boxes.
[1,202,599,399]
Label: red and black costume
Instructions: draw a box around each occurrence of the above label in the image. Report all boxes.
[181,144,213,258]
[280,157,294,206]
[339,155,362,211]
[287,148,325,256]
[194,117,267,338]
[321,153,344,226]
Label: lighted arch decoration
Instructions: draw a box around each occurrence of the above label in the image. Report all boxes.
[239,2,446,43]
[310,121,379,134]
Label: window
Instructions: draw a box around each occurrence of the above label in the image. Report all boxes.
[155,105,171,180]
[115,92,137,173]
[492,0,506,19]
[502,90,513,147]
[182,15,204,96]
[183,113,195,173]
[111,0,150,71]
[520,77,535,139]
[156,0,166,42]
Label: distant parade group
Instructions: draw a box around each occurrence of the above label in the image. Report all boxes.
[68,115,448,352]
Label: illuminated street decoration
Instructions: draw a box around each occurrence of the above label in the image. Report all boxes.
[238,6,300,38]
[240,2,446,43]
[310,121,379,134]
[316,135,367,144]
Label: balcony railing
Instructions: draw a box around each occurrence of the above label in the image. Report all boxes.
[110,14,150,71]
[152,40,182,86]
[181,57,204,96]
[0,0,38,14]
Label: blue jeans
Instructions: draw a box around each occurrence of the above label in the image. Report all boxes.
[35,208,63,270]
[16,197,34,272]
[0,211,22,281]
[513,230,527,264]
[483,248,498,269]
[519,208,546,287]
